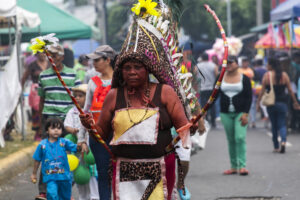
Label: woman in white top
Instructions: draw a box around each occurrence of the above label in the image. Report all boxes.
[219,55,252,176]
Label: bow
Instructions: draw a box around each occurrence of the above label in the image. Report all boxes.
[165,4,229,153]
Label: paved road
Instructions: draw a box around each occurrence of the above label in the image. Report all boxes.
[186,122,300,200]
[0,121,299,200]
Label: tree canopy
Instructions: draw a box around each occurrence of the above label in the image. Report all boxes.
[180,0,271,41]
[105,0,271,48]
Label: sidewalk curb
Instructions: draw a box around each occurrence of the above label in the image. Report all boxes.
[0,142,38,185]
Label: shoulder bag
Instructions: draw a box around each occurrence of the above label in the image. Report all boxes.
[261,71,275,106]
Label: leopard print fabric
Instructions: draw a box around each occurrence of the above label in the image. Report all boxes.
[119,160,162,200]
[112,18,186,111]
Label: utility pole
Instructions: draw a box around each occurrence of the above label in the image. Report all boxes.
[256,0,263,26]
[96,0,108,44]
[226,0,232,37]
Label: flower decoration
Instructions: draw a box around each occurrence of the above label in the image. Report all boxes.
[131,0,159,18]
[30,33,59,54]
[30,38,46,54]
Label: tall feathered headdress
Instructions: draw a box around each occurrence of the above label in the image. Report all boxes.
[112,0,197,118]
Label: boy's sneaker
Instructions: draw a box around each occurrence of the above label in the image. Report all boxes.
[178,187,191,200]
[35,193,47,200]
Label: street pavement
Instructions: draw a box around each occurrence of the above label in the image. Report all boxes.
[0,120,299,200]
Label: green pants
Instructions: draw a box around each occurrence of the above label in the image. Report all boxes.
[220,112,247,169]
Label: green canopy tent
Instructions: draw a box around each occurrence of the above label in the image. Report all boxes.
[0,0,99,44]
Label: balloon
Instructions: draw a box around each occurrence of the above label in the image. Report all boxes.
[67,154,79,171]
[64,134,77,144]
[73,165,91,185]
[83,150,96,165]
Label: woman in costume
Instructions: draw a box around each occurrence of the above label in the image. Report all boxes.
[79,45,117,199]
[219,55,252,176]
[256,56,300,153]
[79,1,207,199]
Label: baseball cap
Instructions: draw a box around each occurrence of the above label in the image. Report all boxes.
[48,45,64,56]
[86,45,116,60]
[72,84,88,94]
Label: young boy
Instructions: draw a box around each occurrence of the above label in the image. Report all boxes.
[64,84,99,200]
[31,117,78,200]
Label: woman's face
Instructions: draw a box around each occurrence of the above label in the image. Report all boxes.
[122,61,148,88]
[93,57,110,73]
[227,61,239,72]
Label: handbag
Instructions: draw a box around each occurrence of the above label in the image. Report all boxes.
[261,72,275,106]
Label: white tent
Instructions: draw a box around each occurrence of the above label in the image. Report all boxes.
[0,0,41,147]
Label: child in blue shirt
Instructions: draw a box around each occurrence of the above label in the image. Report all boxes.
[31,117,78,200]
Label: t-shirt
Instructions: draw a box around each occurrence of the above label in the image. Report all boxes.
[197,61,217,91]
[64,106,81,130]
[64,106,87,143]
[33,138,77,183]
[74,63,87,82]
[38,66,81,118]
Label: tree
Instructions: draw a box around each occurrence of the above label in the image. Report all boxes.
[180,0,223,41]
[107,4,130,50]
[180,0,270,41]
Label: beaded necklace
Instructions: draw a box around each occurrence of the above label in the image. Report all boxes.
[126,85,150,125]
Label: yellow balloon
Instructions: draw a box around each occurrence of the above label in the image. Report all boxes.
[67,154,79,171]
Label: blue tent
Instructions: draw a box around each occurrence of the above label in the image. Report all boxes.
[72,39,99,59]
[271,0,300,21]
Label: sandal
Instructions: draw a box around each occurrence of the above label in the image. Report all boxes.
[239,168,249,176]
[178,187,191,200]
[223,169,237,175]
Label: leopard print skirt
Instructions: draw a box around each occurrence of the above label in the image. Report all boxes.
[112,154,176,200]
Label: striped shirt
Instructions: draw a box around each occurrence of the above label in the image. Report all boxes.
[38,65,81,118]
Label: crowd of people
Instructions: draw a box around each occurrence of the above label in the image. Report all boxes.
[11,2,299,200]
[193,50,300,176]
[22,42,300,200]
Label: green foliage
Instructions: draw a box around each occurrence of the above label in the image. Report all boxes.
[180,0,271,41]
[107,4,130,50]
[180,0,223,41]
[64,0,89,6]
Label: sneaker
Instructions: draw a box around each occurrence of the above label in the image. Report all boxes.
[178,187,191,200]
[35,193,47,200]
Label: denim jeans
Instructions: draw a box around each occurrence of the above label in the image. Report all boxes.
[200,90,216,127]
[267,102,288,149]
[89,137,111,200]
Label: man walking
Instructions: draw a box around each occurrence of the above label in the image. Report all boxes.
[197,52,219,128]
